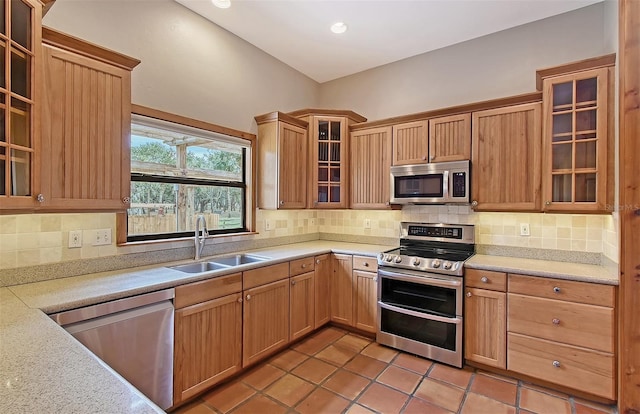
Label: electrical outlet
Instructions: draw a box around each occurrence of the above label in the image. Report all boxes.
[364,219,371,229]
[68,230,82,248]
[520,223,530,236]
[265,220,274,231]
[93,228,112,246]
[310,218,316,226]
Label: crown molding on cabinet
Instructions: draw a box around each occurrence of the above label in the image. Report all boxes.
[255,111,309,128]
[287,108,367,123]
[536,53,616,91]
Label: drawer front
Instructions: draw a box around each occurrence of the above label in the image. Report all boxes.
[175,273,242,309]
[466,268,507,291]
[507,333,614,399]
[508,274,615,307]
[243,262,290,290]
[353,255,378,272]
[508,294,614,352]
[290,256,315,276]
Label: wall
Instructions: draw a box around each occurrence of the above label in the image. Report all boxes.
[319,3,611,121]
[42,0,320,133]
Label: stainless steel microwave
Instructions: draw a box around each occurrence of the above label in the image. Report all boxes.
[390,160,470,204]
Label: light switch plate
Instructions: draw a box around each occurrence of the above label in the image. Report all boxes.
[364,219,372,229]
[520,223,530,236]
[68,230,82,248]
[265,220,274,231]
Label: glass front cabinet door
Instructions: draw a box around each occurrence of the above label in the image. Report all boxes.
[542,67,611,212]
[310,116,348,208]
[0,0,42,210]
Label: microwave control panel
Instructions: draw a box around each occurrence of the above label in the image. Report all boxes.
[451,172,466,198]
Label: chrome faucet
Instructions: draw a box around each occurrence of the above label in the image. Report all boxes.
[194,215,209,260]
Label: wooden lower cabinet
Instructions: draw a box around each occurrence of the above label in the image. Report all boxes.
[353,270,377,333]
[242,278,290,367]
[314,254,331,328]
[330,254,354,326]
[290,271,315,341]
[173,292,243,404]
[464,287,506,369]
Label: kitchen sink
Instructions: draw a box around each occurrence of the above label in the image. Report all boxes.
[209,254,270,267]
[169,261,230,274]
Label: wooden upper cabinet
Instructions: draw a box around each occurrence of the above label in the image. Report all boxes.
[255,112,308,209]
[541,67,612,212]
[0,0,43,211]
[392,120,428,165]
[350,126,393,209]
[40,28,139,211]
[471,103,542,211]
[428,113,471,162]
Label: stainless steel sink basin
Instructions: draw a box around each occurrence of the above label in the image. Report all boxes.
[209,254,270,267]
[169,261,230,274]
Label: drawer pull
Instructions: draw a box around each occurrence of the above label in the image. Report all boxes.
[364,262,369,267]
[552,360,561,368]
[553,286,561,293]
[466,292,472,297]
[246,294,251,301]
[316,259,320,264]
[237,297,243,303]
[480,276,488,283]
[552,318,561,325]
[291,280,296,286]
[302,264,306,268]
[373,277,377,282]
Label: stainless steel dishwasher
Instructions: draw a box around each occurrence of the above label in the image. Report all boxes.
[51,289,174,410]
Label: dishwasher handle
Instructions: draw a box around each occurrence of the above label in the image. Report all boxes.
[50,288,174,326]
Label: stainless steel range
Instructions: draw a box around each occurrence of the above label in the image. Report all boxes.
[376,222,475,368]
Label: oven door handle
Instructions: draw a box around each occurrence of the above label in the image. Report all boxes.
[378,302,462,325]
[378,269,462,289]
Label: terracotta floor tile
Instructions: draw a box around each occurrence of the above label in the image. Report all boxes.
[265,373,315,407]
[519,387,571,414]
[291,357,338,384]
[316,344,358,366]
[295,387,350,414]
[414,378,465,412]
[344,354,388,379]
[469,372,518,405]
[460,392,516,414]
[391,353,433,375]
[240,363,286,390]
[360,342,399,362]
[322,369,371,400]
[293,335,331,356]
[376,365,421,394]
[521,381,569,399]
[428,363,473,389]
[172,400,217,414]
[357,382,410,414]
[229,394,287,414]
[311,326,346,344]
[474,369,518,384]
[334,334,372,353]
[402,397,454,414]
[202,380,255,413]
[345,403,376,414]
[574,400,617,414]
[269,349,309,371]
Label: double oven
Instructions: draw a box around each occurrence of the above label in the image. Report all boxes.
[377,223,474,368]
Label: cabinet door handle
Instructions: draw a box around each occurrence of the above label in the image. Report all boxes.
[246,294,251,301]
[316,259,320,264]
[545,201,551,206]
[237,297,243,303]
[471,200,478,208]
[553,286,561,293]
[373,277,377,282]
[363,262,369,267]
[466,292,472,297]
[552,318,561,325]
[552,360,561,368]
[291,280,296,285]
[480,276,488,283]
[301,264,306,268]
[36,193,45,203]
[122,196,130,204]
[279,200,285,206]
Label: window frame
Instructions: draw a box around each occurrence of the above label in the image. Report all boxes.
[117,105,256,245]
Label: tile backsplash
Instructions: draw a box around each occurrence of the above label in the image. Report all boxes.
[0,206,619,271]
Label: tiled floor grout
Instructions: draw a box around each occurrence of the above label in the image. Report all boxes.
[174,327,617,414]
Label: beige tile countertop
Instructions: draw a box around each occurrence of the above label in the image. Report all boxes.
[465,254,619,285]
[1,241,394,414]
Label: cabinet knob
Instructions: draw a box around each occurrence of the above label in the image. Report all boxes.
[422,156,427,161]
[429,155,434,161]
[552,318,561,325]
[471,200,478,208]
[466,292,472,297]
[545,201,551,206]
[553,286,561,293]
[122,196,131,204]
[363,262,369,267]
[36,194,45,203]
[373,277,377,282]
[385,201,390,206]
[552,360,561,368]
[291,280,296,285]
[279,200,285,205]
[480,276,488,283]
[246,294,251,301]
[316,259,320,264]
[237,297,243,303]
[301,264,306,268]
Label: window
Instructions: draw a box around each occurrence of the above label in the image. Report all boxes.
[127,110,253,242]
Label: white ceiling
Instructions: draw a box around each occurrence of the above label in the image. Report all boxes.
[175,0,602,83]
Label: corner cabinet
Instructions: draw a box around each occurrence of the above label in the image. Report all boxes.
[255,112,308,209]
[541,67,613,212]
[350,126,393,209]
[40,27,140,211]
[289,109,366,209]
[0,0,43,210]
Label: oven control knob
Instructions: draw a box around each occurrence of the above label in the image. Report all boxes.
[378,253,385,261]
[385,255,393,262]
[432,259,441,268]
[394,256,402,263]
[412,258,421,266]
[443,261,452,270]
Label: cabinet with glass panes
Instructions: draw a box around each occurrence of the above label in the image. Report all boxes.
[542,67,612,212]
[0,0,42,210]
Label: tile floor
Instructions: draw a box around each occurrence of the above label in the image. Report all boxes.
[173,327,617,414]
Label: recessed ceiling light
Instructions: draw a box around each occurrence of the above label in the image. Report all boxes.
[212,0,231,9]
[330,22,348,34]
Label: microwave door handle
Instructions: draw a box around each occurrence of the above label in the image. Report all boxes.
[443,171,450,198]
